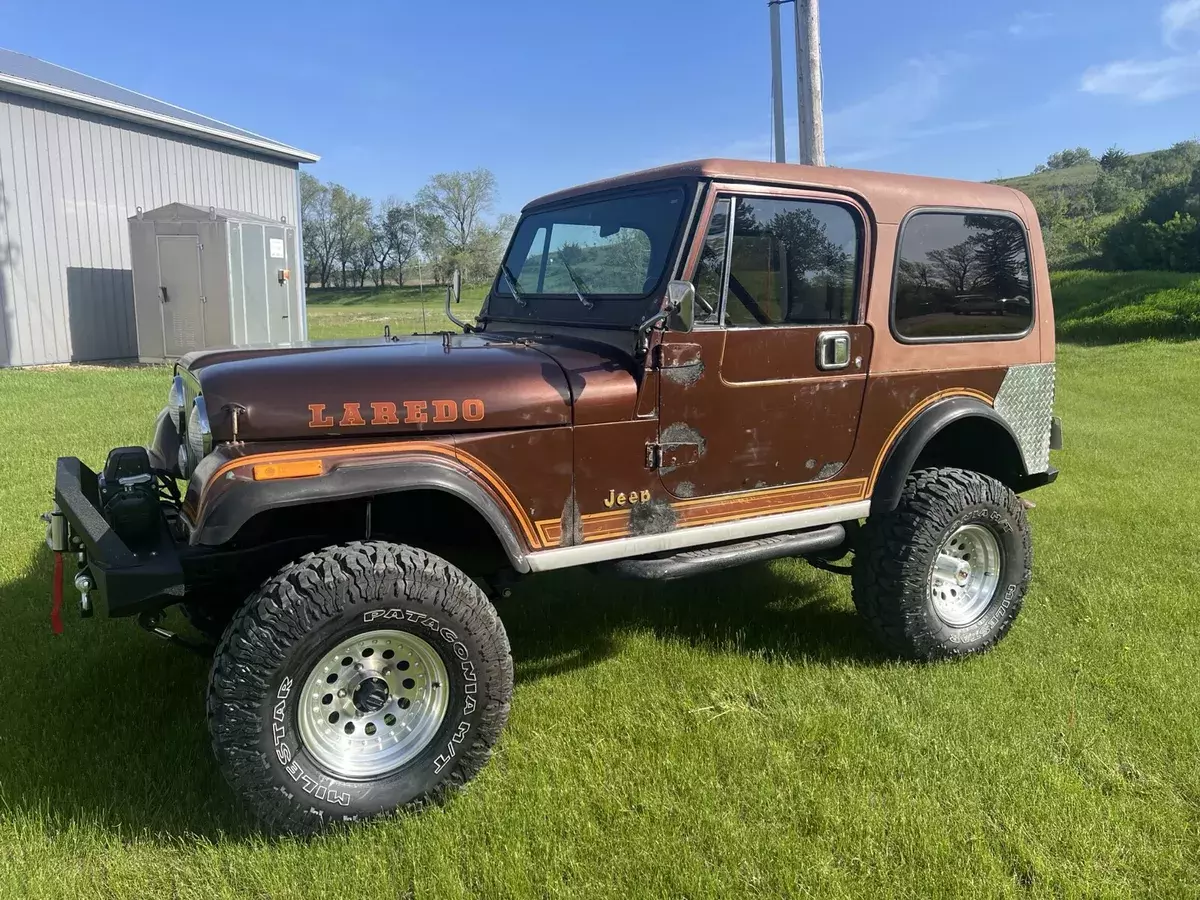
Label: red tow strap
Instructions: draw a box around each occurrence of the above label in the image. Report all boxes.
[51,552,64,635]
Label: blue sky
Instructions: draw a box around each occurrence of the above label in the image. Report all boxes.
[2,0,1198,216]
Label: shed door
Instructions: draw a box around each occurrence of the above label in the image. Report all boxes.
[265,225,293,341]
[157,235,205,357]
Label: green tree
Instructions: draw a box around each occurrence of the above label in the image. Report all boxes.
[329,185,371,288]
[1103,161,1200,271]
[1045,147,1094,170]
[382,201,420,286]
[300,172,336,288]
[1092,172,1136,215]
[1099,146,1130,173]
[417,169,500,283]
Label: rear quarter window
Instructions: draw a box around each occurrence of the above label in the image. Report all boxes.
[892,211,1033,341]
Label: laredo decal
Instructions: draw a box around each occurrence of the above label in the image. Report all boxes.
[309,399,486,428]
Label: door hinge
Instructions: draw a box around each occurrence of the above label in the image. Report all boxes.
[645,441,702,470]
[654,342,703,370]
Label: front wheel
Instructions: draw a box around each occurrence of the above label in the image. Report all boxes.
[207,541,513,833]
[852,467,1032,661]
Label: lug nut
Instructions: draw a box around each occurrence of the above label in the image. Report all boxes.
[337,689,347,698]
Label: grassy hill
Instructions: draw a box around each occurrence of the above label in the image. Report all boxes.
[993,142,1200,271]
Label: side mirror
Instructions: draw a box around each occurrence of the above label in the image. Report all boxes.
[665,280,695,333]
[451,268,462,304]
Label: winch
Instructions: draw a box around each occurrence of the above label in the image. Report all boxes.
[98,446,162,550]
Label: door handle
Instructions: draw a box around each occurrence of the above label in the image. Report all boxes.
[816,330,851,370]
[159,286,169,303]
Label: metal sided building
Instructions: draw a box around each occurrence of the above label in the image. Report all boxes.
[0,48,319,366]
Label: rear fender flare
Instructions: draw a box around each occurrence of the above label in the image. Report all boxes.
[192,460,531,573]
[870,397,1028,516]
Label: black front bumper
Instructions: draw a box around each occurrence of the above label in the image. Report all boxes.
[52,457,186,617]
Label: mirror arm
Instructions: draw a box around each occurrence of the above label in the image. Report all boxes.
[636,305,674,356]
[445,285,472,333]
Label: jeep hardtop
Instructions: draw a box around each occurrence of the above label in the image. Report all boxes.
[46,158,1061,832]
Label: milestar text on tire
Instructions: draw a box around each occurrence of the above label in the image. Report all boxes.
[852,467,1033,661]
[206,541,513,833]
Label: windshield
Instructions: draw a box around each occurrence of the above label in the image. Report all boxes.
[488,185,689,324]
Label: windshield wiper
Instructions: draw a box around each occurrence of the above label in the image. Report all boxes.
[499,264,527,307]
[556,256,594,310]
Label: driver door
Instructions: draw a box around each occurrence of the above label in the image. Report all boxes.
[656,186,872,500]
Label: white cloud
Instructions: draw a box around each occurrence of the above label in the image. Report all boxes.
[1081,1,1200,102]
[1082,53,1200,101]
[1008,11,1054,39]
[690,57,982,166]
[667,53,995,169]
[817,54,998,165]
[1163,0,1200,49]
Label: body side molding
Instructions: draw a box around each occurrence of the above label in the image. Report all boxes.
[192,461,531,573]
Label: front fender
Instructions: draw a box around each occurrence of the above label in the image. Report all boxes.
[188,444,532,573]
[870,397,1028,516]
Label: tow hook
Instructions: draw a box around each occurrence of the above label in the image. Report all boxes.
[137,610,213,656]
[74,571,94,618]
[70,538,93,619]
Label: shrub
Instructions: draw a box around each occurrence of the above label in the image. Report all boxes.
[1045,147,1094,170]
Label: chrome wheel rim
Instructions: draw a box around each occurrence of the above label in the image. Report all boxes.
[297,628,449,780]
[929,524,1002,627]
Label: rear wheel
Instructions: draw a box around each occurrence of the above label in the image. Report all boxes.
[207,541,513,833]
[852,467,1032,660]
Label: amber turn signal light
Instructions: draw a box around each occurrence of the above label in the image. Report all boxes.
[252,459,324,481]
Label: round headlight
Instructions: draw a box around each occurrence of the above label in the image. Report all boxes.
[167,375,186,429]
[186,396,212,469]
[178,396,212,479]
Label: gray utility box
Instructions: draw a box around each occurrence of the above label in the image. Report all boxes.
[129,203,303,361]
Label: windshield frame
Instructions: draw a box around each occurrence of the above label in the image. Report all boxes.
[481,179,698,330]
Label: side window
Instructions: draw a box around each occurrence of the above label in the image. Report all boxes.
[724,196,860,326]
[692,198,729,325]
[893,212,1033,340]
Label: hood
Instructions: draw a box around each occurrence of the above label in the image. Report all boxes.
[183,334,638,442]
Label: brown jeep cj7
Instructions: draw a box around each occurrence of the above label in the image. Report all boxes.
[47,159,1061,832]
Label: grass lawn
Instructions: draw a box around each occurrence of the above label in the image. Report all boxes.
[306,285,489,338]
[0,275,1198,897]
[1052,269,1200,343]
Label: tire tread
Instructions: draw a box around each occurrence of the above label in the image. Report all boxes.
[206,541,513,834]
[852,467,1032,661]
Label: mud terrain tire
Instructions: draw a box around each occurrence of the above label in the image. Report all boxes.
[207,541,513,833]
[852,467,1032,661]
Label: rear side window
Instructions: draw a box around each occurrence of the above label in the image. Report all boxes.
[893,212,1033,340]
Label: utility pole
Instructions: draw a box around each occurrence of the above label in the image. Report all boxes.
[768,0,787,163]
[768,0,825,166]
[793,0,825,166]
